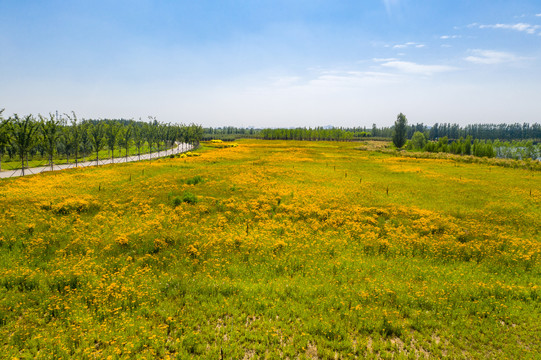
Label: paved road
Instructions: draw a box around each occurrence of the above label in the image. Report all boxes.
[0,143,194,179]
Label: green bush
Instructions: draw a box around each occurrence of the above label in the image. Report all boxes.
[182,192,198,204]
[186,175,203,185]
[172,196,182,207]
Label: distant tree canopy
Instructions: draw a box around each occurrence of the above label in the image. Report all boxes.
[203,126,371,141]
[204,121,541,143]
[0,111,203,169]
[260,128,357,141]
[410,131,427,150]
[392,113,408,148]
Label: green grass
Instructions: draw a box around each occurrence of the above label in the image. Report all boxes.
[0,139,539,358]
[0,143,174,170]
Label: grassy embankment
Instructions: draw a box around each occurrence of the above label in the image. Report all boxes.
[0,143,177,171]
[0,140,540,359]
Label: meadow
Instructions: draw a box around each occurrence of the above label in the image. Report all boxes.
[0,140,540,359]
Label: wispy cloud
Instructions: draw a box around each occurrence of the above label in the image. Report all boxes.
[464,49,518,65]
[471,22,541,34]
[309,70,400,87]
[536,14,541,17]
[392,42,425,49]
[382,0,400,16]
[440,35,461,39]
[372,58,399,62]
[380,60,457,76]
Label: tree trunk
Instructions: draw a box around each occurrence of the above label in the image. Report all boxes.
[21,152,25,176]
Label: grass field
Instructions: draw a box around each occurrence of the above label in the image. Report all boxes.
[0,140,540,359]
[0,143,169,171]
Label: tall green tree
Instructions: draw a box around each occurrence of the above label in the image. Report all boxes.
[464,135,472,155]
[80,120,91,161]
[144,121,157,160]
[0,109,12,171]
[132,123,144,160]
[392,113,408,149]
[105,121,121,163]
[65,112,80,166]
[39,114,61,171]
[59,123,74,164]
[89,122,106,165]
[120,123,133,161]
[11,114,40,175]
[156,123,166,157]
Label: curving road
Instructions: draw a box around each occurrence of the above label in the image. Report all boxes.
[0,142,194,179]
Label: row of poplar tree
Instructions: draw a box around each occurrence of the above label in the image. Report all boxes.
[0,109,203,171]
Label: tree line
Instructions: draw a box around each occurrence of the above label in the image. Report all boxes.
[204,127,371,141]
[0,109,203,172]
[374,122,541,141]
[407,135,540,160]
[204,122,540,142]
[259,127,371,141]
[394,114,540,160]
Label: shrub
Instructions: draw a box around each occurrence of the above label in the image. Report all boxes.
[172,196,182,207]
[186,175,203,185]
[182,192,198,205]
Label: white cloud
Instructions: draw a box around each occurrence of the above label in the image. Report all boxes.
[392,41,425,49]
[536,13,541,17]
[476,23,541,34]
[380,60,457,76]
[440,35,460,39]
[464,49,518,65]
[372,58,399,62]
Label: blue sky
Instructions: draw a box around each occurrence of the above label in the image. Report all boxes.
[1,0,540,127]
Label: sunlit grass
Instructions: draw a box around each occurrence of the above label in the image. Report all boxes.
[0,143,171,171]
[0,140,539,358]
